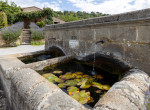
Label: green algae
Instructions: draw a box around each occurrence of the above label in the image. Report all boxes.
[39,59,119,108]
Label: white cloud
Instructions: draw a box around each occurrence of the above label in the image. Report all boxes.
[5,0,61,11]
[67,0,150,14]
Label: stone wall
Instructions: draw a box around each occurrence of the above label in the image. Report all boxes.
[0,55,86,110]
[0,54,149,110]
[0,31,5,47]
[45,8,150,74]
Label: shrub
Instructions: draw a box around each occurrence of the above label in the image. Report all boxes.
[29,22,45,41]
[31,40,45,46]
[36,21,45,28]
[0,11,7,29]
[1,22,23,44]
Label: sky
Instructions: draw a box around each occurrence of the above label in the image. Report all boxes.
[5,0,150,14]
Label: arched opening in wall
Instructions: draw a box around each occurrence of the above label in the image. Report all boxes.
[80,53,131,81]
[48,46,65,58]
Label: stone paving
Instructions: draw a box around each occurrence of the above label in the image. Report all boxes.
[0,45,44,55]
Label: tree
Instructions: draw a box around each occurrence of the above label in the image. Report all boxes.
[53,10,108,22]
[0,11,7,29]
[0,1,21,24]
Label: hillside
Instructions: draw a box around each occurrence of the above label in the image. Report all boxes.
[54,11,109,22]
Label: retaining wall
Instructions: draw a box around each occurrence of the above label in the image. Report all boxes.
[0,54,149,110]
[0,31,5,47]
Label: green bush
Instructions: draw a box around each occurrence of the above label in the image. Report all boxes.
[0,11,7,29]
[1,22,23,44]
[31,28,45,40]
[36,21,45,28]
[30,23,45,41]
[31,40,45,46]
[0,1,53,24]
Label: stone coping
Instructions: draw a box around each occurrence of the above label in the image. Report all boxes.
[45,8,150,30]
[0,53,149,110]
[24,55,74,70]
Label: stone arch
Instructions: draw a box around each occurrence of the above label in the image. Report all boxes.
[80,52,131,78]
[48,46,66,57]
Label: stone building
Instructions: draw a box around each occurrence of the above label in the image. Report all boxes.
[53,17,65,24]
[21,6,45,28]
[21,6,65,28]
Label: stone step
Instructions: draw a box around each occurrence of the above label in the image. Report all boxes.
[22,37,31,40]
[21,29,31,45]
[22,31,30,33]
[21,40,31,43]
[22,39,31,41]
[22,40,31,43]
[22,33,31,36]
[22,35,31,37]
[21,42,31,45]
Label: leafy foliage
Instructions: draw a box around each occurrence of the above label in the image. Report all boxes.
[0,1,21,24]
[54,11,109,22]
[0,1,53,24]
[0,11,7,29]
[31,41,45,46]
[1,22,23,44]
[16,8,53,24]
[36,21,45,28]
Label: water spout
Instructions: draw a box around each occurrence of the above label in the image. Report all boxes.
[48,38,56,40]
[95,39,105,44]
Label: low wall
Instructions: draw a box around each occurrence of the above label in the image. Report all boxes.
[24,55,74,70]
[0,55,86,110]
[0,54,149,110]
[0,31,5,47]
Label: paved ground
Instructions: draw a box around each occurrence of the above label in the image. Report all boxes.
[0,45,45,55]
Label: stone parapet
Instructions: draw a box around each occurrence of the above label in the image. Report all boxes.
[45,8,150,30]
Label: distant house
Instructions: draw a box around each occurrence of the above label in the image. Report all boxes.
[21,6,65,28]
[53,17,65,24]
[21,6,42,12]
[21,6,45,28]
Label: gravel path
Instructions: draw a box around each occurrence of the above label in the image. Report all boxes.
[0,45,44,55]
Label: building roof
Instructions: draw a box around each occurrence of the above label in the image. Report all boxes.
[53,17,65,23]
[21,6,42,12]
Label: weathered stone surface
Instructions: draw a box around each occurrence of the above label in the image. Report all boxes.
[37,90,87,110]
[0,84,9,110]
[0,31,5,47]
[0,56,24,79]
[93,69,150,110]
[45,8,150,30]
[45,9,150,74]
[25,55,74,70]
[0,56,87,110]
[137,26,150,42]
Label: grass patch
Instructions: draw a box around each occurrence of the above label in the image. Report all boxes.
[31,41,45,46]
